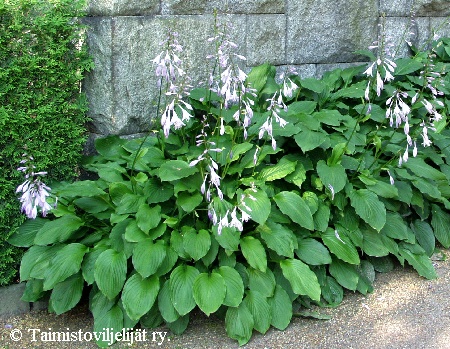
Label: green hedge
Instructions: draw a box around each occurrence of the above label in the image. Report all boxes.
[0,0,92,286]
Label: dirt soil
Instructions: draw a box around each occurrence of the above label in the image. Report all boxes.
[1,252,450,349]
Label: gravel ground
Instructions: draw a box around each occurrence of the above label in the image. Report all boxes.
[1,252,450,349]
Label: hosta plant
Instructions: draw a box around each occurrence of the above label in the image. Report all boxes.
[9,25,450,347]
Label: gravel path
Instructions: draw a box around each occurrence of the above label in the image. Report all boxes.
[1,252,450,349]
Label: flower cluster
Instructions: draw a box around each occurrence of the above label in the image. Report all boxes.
[153,32,193,138]
[259,91,289,150]
[16,155,53,219]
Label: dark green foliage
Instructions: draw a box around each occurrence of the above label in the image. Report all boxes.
[0,0,92,285]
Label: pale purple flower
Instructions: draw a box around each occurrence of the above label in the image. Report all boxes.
[16,176,52,219]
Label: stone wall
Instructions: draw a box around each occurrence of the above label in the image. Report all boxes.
[83,0,450,138]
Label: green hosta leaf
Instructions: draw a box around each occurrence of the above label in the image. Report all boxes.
[56,180,106,198]
[50,273,83,315]
[231,142,254,162]
[158,160,198,181]
[258,157,296,181]
[124,219,148,243]
[156,246,178,276]
[184,228,211,261]
[294,127,328,152]
[296,238,332,265]
[94,249,127,300]
[248,268,276,298]
[82,246,109,285]
[381,212,412,242]
[116,193,146,214]
[411,220,435,257]
[313,203,331,232]
[214,227,240,252]
[170,265,200,316]
[240,236,267,272]
[166,314,190,335]
[243,290,271,334]
[321,228,360,264]
[403,157,447,181]
[21,278,44,302]
[95,135,127,158]
[143,178,174,204]
[193,272,226,316]
[109,182,132,206]
[136,204,161,233]
[158,280,180,323]
[314,109,344,126]
[176,192,203,213]
[328,258,359,291]
[247,63,276,92]
[35,215,84,245]
[431,204,450,248]
[93,305,123,348]
[361,228,390,257]
[394,57,424,75]
[274,191,314,230]
[399,243,437,279]
[349,189,386,231]
[412,178,442,200]
[73,196,111,214]
[300,78,325,93]
[43,243,88,291]
[240,188,270,225]
[8,218,46,247]
[321,276,344,306]
[362,178,398,199]
[217,266,245,307]
[121,274,160,321]
[257,221,297,258]
[268,285,292,330]
[279,259,321,301]
[21,245,62,281]
[132,239,166,278]
[316,160,347,194]
[225,303,254,346]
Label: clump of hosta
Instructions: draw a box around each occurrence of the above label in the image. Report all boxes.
[10,20,450,349]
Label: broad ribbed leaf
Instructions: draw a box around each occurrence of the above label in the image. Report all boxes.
[403,157,446,181]
[82,246,109,285]
[268,285,292,330]
[381,212,412,242]
[50,273,83,315]
[94,249,127,300]
[225,303,254,346]
[294,127,328,152]
[240,236,267,272]
[313,203,330,232]
[411,220,435,257]
[240,188,270,225]
[184,229,211,261]
[93,305,123,348]
[394,57,426,75]
[121,274,160,320]
[243,290,271,334]
[193,272,226,316]
[296,238,332,265]
[399,243,437,279]
[158,280,180,323]
[158,160,198,181]
[43,243,87,290]
[279,259,321,301]
[349,189,386,231]
[359,176,398,198]
[74,196,111,213]
[136,204,161,233]
[361,228,390,257]
[258,158,296,181]
[317,160,347,194]
[169,265,200,316]
[143,178,174,204]
[321,228,360,264]
[328,258,359,291]
[257,221,297,258]
[248,268,276,298]
[35,215,84,245]
[176,192,203,213]
[116,193,146,214]
[132,239,166,278]
[431,204,450,248]
[217,266,244,307]
[274,191,314,230]
[56,180,105,198]
[8,218,46,247]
